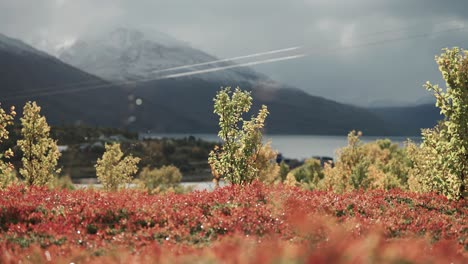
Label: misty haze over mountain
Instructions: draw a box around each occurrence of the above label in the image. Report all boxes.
[1,0,467,107]
[2,1,466,136]
[0,27,442,136]
[57,27,268,84]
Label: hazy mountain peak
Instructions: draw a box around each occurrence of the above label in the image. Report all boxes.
[0,29,441,136]
[108,27,186,48]
[109,27,144,48]
[58,27,265,83]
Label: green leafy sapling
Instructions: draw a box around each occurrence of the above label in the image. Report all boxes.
[208,87,270,186]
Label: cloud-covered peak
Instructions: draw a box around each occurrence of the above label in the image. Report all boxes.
[1,0,467,106]
[58,26,265,84]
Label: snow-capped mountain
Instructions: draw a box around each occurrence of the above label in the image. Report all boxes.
[0,31,438,136]
[58,27,266,83]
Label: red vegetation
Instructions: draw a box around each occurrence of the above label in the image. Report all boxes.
[0,182,466,263]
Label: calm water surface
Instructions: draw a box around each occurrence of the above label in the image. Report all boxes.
[140,133,421,160]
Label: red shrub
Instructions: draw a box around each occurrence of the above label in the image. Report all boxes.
[0,182,466,263]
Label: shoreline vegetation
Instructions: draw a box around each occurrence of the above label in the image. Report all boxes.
[1,124,218,183]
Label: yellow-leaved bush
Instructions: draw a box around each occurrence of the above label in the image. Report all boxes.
[137,165,183,194]
[287,159,324,190]
[286,131,410,192]
[95,143,140,191]
[319,131,410,192]
[208,87,272,186]
[256,143,281,185]
[0,103,17,189]
[17,101,61,187]
[407,47,468,200]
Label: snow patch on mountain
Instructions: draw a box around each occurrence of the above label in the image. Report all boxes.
[58,27,266,83]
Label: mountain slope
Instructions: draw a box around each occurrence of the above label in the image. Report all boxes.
[0,33,130,127]
[55,27,403,135]
[370,104,442,135]
[1,31,434,136]
[0,33,52,58]
[127,78,398,135]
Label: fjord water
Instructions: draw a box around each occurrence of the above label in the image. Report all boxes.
[140,133,421,160]
[265,135,420,159]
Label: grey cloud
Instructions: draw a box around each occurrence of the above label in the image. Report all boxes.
[0,0,467,106]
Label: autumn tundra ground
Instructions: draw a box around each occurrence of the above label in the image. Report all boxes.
[0,182,466,263]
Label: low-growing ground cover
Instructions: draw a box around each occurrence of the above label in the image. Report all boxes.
[0,182,466,263]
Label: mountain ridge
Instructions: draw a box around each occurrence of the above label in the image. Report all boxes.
[370,103,441,135]
[58,27,267,84]
[0,31,440,136]
[0,33,131,127]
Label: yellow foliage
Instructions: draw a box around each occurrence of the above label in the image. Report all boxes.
[289,159,324,190]
[284,172,297,187]
[138,165,182,194]
[208,87,270,185]
[0,104,16,189]
[256,143,281,185]
[321,131,410,193]
[95,143,140,191]
[49,175,75,190]
[18,102,61,186]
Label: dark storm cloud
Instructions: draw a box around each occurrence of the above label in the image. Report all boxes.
[0,0,467,106]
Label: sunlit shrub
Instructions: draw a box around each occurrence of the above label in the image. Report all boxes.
[0,169,18,189]
[256,143,281,184]
[95,143,140,191]
[17,102,60,186]
[0,103,16,189]
[408,48,468,200]
[49,175,75,190]
[320,131,410,192]
[278,161,290,182]
[208,87,269,186]
[287,158,324,190]
[138,165,182,194]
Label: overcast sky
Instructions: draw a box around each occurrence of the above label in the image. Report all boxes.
[1,0,467,106]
